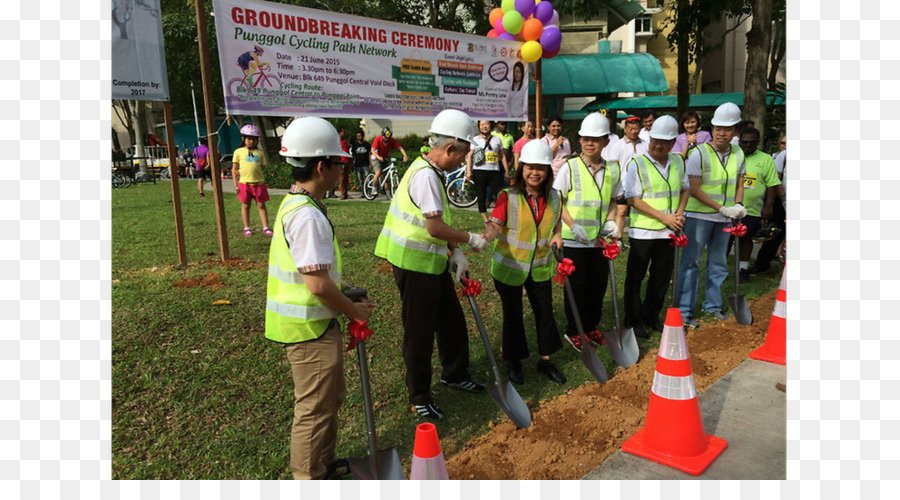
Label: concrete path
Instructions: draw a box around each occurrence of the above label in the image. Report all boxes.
[583,359,786,480]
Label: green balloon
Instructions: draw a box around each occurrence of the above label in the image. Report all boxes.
[502,10,524,35]
[501,0,516,13]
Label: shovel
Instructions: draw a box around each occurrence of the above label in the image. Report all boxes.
[343,290,404,480]
[728,220,753,325]
[457,272,532,429]
[602,246,639,367]
[670,230,683,308]
[551,245,609,384]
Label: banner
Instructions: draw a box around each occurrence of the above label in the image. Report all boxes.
[212,0,529,120]
[111,0,170,101]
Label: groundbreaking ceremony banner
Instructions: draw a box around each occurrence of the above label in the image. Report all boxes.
[212,0,529,120]
[112,0,170,101]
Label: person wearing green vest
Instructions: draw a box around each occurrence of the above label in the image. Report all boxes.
[622,115,690,339]
[675,103,747,328]
[736,126,783,283]
[492,121,515,182]
[552,112,624,351]
[481,139,566,385]
[374,109,488,421]
[266,117,376,480]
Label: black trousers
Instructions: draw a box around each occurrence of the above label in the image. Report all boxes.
[562,246,610,337]
[392,265,472,405]
[473,169,503,214]
[754,200,786,268]
[623,237,676,328]
[493,276,562,361]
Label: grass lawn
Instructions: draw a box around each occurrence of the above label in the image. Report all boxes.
[112,180,782,479]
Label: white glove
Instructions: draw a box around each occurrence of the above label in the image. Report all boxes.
[718,206,735,218]
[448,248,469,281]
[570,224,590,245]
[600,220,619,239]
[467,232,487,252]
[732,203,747,219]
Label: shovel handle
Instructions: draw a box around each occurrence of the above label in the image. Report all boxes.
[458,272,505,385]
[355,341,380,469]
[551,243,563,262]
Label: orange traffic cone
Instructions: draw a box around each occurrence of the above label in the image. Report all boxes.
[622,308,728,475]
[409,422,449,480]
[749,265,786,365]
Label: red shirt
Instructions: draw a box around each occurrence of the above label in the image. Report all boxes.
[372,136,401,158]
[490,190,547,226]
[340,138,350,164]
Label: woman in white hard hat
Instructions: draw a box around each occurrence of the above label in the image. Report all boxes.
[481,139,566,385]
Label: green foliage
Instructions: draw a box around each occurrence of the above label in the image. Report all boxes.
[263,161,295,189]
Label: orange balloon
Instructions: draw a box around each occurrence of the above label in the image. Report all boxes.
[489,8,504,27]
[521,18,544,41]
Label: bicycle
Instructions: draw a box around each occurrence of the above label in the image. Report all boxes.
[362,158,399,201]
[444,164,477,208]
[112,171,132,189]
[227,63,281,103]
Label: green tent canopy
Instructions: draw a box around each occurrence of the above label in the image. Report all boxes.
[582,91,786,111]
[528,52,668,97]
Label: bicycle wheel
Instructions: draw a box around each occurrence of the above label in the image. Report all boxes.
[160,167,171,179]
[386,170,399,200]
[112,173,125,189]
[362,173,377,200]
[446,177,477,208]
[260,75,281,95]
[227,77,248,103]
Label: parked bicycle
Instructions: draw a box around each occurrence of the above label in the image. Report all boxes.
[362,158,400,201]
[227,63,281,103]
[444,164,477,208]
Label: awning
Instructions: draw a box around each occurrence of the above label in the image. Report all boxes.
[528,52,668,97]
[582,91,786,111]
[606,0,646,25]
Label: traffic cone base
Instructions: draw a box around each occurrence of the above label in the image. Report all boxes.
[623,426,727,476]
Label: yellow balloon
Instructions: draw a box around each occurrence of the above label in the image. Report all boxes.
[521,40,543,63]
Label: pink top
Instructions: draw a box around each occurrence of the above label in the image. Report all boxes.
[541,134,571,176]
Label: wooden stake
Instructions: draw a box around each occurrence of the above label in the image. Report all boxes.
[163,101,188,266]
[535,59,542,134]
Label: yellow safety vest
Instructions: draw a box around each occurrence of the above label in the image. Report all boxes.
[629,154,685,231]
[685,143,744,214]
[560,156,619,241]
[374,158,451,275]
[491,188,561,286]
[265,194,345,344]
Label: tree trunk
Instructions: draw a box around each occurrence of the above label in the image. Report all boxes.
[251,115,271,162]
[131,100,149,175]
[676,0,690,120]
[768,15,785,88]
[743,0,772,138]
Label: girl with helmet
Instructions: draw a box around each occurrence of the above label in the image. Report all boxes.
[232,124,272,236]
[237,45,265,86]
[481,139,567,385]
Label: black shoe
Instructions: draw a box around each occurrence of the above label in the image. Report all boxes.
[414,402,445,420]
[632,324,650,339]
[739,269,750,284]
[537,359,567,384]
[646,320,664,333]
[440,378,486,393]
[506,359,524,385]
[747,264,770,275]
[323,457,359,479]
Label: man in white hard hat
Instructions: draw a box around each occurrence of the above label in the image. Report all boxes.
[553,112,624,351]
[675,102,747,328]
[374,109,488,420]
[267,116,376,480]
[622,115,690,338]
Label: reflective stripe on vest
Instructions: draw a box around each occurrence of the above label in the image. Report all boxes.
[685,143,744,214]
[630,154,685,232]
[491,188,561,286]
[374,158,451,275]
[560,157,617,241]
[265,194,344,344]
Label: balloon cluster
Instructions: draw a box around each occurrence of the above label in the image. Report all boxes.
[486,0,561,63]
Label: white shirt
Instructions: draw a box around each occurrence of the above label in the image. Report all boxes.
[607,136,649,172]
[600,133,620,161]
[624,154,689,240]
[774,150,786,175]
[408,166,446,216]
[639,128,651,143]
[553,157,625,249]
[471,134,504,172]
[284,203,337,271]
[685,144,747,223]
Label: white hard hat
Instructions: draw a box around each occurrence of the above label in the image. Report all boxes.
[711,102,741,127]
[280,117,350,167]
[649,115,679,140]
[518,139,553,166]
[578,112,610,137]
[428,109,476,143]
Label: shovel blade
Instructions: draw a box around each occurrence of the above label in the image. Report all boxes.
[729,295,753,325]
[349,448,405,480]
[488,381,532,429]
[580,335,609,384]
[603,327,640,368]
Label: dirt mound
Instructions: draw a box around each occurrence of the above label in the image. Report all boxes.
[171,273,227,290]
[445,289,779,480]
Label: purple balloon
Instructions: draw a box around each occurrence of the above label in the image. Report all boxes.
[540,25,562,52]
[498,33,517,41]
[515,0,535,19]
[534,2,554,24]
[549,9,559,26]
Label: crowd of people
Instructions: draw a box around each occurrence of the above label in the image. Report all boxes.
[260,104,786,479]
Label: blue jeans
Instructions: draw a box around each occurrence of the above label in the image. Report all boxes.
[676,217,731,317]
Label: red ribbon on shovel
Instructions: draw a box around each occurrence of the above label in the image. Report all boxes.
[554,258,576,286]
[723,223,748,237]
[347,320,373,351]
[600,239,621,260]
[669,233,689,247]
[461,277,482,297]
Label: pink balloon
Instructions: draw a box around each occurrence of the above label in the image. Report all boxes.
[534,2,553,24]
[494,16,507,35]
[515,0,535,18]
[549,9,559,26]
[543,46,560,59]
[498,33,517,41]
[487,29,498,38]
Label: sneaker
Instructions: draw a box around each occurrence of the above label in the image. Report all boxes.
[739,269,750,284]
[243,228,253,236]
[199,192,205,197]
[708,311,732,321]
[263,227,274,236]
[415,402,445,420]
[585,329,607,346]
[565,333,585,352]
[683,316,700,329]
[440,378,485,393]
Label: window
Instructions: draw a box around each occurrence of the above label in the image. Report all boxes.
[635,15,653,34]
